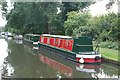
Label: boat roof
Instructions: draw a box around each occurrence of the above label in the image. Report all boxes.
[25,34,40,36]
[42,34,72,39]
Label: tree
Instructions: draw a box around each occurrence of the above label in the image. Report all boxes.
[64,10,119,42]
[1,1,8,19]
[1,2,93,35]
[3,2,59,34]
[64,11,91,36]
[59,2,92,35]
[60,2,91,21]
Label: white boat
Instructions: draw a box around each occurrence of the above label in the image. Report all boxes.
[14,35,23,40]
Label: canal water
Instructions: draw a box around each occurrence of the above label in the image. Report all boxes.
[0,35,119,79]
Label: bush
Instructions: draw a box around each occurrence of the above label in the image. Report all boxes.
[99,41,118,50]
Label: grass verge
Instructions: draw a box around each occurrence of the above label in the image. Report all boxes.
[100,48,119,62]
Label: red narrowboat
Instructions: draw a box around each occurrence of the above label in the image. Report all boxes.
[38,34,101,63]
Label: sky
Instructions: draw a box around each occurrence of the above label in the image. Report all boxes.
[0,0,118,27]
[89,0,118,16]
[0,11,7,27]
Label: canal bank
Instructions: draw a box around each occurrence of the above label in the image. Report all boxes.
[101,57,120,66]
[100,48,119,66]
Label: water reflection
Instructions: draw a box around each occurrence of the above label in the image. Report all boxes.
[39,54,73,78]
[0,39,8,78]
[2,62,14,77]
[0,39,8,67]
[76,64,100,73]
[14,40,23,44]
[38,49,102,78]
[0,39,119,78]
[93,63,118,78]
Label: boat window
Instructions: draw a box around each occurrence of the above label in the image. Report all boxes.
[55,38,59,45]
[47,37,50,44]
[66,40,69,47]
[58,39,60,46]
[54,38,55,44]
[41,37,44,43]
[78,52,98,55]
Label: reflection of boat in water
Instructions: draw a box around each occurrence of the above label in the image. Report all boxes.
[23,34,39,53]
[38,50,101,78]
[39,54,72,77]
[14,39,23,44]
[23,41,38,55]
[24,45,38,55]
[76,63,100,73]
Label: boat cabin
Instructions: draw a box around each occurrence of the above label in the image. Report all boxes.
[24,34,40,42]
[39,34,93,53]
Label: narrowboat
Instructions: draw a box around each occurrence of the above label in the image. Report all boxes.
[4,32,13,37]
[23,34,40,47]
[38,34,101,63]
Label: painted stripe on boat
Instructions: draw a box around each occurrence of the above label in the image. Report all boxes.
[76,54,101,58]
[33,42,39,44]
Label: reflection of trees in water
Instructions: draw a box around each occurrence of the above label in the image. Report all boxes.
[2,39,25,77]
[3,40,58,78]
[92,63,119,78]
[23,43,60,78]
[2,61,14,78]
[98,63,119,78]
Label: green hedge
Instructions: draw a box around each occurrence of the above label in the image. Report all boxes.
[99,41,118,50]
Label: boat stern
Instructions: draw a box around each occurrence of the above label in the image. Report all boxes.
[76,52,101,63]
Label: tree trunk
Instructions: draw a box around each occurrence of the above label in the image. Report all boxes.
[45,15,48,34]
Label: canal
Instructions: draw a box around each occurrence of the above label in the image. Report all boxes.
[0,35,119,79]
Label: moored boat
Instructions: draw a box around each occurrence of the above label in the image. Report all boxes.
[38,34,101,63]
[23,34,40,47]
[13,35,23,40]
